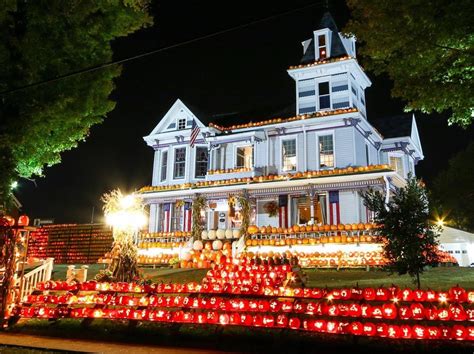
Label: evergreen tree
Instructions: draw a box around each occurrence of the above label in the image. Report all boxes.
[361,176,440,288]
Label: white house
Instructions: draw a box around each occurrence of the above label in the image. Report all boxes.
[139,12,424,235]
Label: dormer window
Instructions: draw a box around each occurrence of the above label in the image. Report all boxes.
[177,118,186,130]
[317,34,327,59]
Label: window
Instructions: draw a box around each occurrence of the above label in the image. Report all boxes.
[318,82,330,109]
[282,139,297,171]
[177,118,186,130]
[173,148,186,179]
[318,34,327,59]
[389,155,405,176]
[195,147,208,178]
[319,135,334,168]
[236,146,253,169]
[160,151,168,181]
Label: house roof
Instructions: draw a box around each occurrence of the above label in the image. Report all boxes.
[300,12,349,64]
[371,114,413,138]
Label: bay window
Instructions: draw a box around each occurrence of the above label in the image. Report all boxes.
[319,135,334,168]
[195,147,208,178]
[160,151,168,181]
[282,139,297,171]
[173,147,186,179]
[236,146,253,169]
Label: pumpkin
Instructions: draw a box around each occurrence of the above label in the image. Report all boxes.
[247,225,259,235]
[292,225,300,233]
[208,230,217,240]
[351,223,358,230]
[193,240,203,251]
[312,225,319,232]
[232,229,241,238]
[344,224,352,231]
[216,229,226,240]
[201,231,208,240]
[337,224,345,231]
[260,226,267,234]
[225,229,233,239]
[212,239,223,250]
[305,225,312,232]
[323,225,331,232]
[330,225,337,231]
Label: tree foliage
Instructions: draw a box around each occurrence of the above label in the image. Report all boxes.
[361,176,440,288]
[0,0,152,206]
[432,141,474,232]
[345,0,474,127]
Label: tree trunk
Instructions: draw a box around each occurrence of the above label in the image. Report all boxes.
[416,271,421,289]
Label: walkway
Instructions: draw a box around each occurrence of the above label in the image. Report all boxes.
[0,332,233,354]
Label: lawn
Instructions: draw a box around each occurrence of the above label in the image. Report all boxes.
[50,264,474,290]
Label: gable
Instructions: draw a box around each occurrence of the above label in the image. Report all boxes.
[148,99,205,136]
[410,114,423,156]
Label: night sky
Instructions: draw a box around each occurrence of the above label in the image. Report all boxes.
[16,0,474,224]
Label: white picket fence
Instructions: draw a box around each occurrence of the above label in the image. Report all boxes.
[19,258,54,302]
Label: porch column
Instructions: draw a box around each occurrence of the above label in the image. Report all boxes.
[309,191,315,225]
[287,195,292,227]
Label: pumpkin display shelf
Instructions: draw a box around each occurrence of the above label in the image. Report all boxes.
[10,258,474,342]
[28,224,113,264]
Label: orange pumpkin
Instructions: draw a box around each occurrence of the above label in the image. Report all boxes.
[292,225,300,233]
[337,224,345,231]
[247,225,259,234]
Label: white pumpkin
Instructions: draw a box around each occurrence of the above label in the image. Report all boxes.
[225,229,233,239]
[182,252,192,261]
[208,230,217,240]
[193,240,203,251]
[216,229,226,240]
[232,229,241,239]
[201,231,208,240]
[212,240,223,250]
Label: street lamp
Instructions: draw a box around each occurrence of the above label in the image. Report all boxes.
[102,189,146,282]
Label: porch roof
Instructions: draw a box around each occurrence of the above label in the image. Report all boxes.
[139,170,404,203]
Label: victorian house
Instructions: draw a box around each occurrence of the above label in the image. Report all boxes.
[139,13,423,234]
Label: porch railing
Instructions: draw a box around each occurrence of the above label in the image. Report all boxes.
[19,258,54,302]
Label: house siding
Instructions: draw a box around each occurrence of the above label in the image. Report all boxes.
[335,127,354,168]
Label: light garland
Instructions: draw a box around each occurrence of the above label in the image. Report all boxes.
[208,167,252,175]
[208,107,358,131]
[139,164,392,194]
[288,55,353,70]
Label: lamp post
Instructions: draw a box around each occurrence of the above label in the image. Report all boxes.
[103,190,147,282]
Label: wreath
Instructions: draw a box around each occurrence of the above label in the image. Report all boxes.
[263,201,279,217]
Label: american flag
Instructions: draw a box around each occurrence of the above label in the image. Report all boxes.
[190,119,200,147]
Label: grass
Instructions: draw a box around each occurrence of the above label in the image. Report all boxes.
[50,264,474,290]
[303,267,474,290]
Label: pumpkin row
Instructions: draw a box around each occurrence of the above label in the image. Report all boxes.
[33,282,474,305]
[21,295,474,322]
[248,223,379,235]
[138,165,391,194]
[245,235,379,247]
[14,307,474,341]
